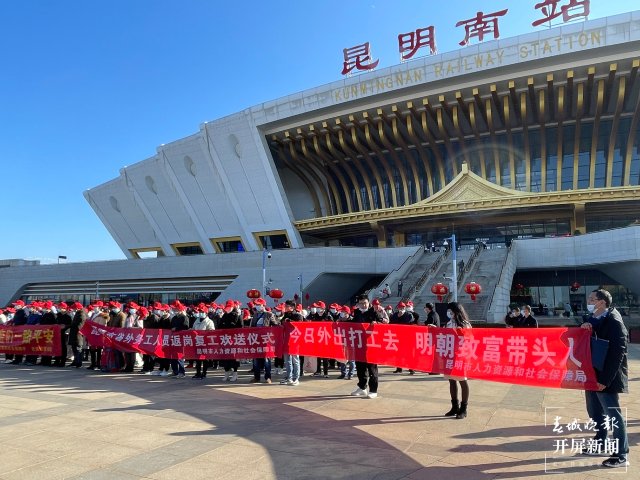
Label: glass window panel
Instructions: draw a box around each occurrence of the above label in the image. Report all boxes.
[546,127,558,192]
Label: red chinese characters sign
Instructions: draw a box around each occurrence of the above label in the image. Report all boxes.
[80,321,282,360]
[340,1,591,75]
[284,322,599,391]
[0,325,62,356]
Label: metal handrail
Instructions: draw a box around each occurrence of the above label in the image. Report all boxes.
[407,249,450,301]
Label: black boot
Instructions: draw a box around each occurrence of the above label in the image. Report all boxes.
[456,402,467,419]
[445,400,459,417]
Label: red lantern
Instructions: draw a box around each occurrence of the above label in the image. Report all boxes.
[268,288,284,303]
[570,282,581,292]
[246,289,261,299]
[465,282,482,301]
[430,282,449,302]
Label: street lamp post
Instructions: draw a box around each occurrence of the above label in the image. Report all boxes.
[262,248,271,296]
[443,234,458,302]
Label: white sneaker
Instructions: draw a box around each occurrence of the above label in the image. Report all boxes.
[351,387,368,397]
[231,372,238,382]
[223,371,230,382]
[367,392,378,399]
[159,371,169,377]
[279,378,289,384]
[177,373,185,378]
[289,379,299,386]
[4,359,13,364]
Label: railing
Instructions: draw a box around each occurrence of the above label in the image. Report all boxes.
[407,249,450,301]
[457,242,484,288]
[369,246,422,299]
[486,242,518,322]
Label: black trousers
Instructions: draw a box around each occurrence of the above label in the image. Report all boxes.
[355,361,379,393]
[222,359,239,372]
[89,347,102,368]
[195,360,208,377]
[315,358,329,375]
[142,354,155,372]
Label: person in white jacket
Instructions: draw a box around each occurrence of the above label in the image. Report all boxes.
[191,307,215,379]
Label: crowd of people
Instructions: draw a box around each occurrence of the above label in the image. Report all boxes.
[0,289,631,466]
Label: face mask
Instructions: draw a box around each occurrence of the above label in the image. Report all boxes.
[586,304,596,313]
[340,313,347,318]
[511,312,518,316]
[129,309,136,314]
[93,308,100,313]
[330,308,337,314]
[407,306,413,312]
[447,311,453,319]
[398,309,406,315]
[51,307,58,314]
[7,314,14,321]
[255,305,264,313]
[153,310,161,316]
[216,309,223,315]
[112,308,120,314]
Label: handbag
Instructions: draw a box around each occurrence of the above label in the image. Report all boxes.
[590,333,609,371]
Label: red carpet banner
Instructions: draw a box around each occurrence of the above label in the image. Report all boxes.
[0,325,62,357]
[80,321,282,360]
[284,322,599,391]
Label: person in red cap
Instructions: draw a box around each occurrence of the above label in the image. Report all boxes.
[53,302,72,367]
[169,301,190,378]
[5,299,29,364]
[191,306,215,380]
[101,301,126,372]
[218,299,242,382]
[280,299,304,385]
[67,302,87,368]
[86,302,109,370]
[338,305,356,380]
[350,294,389,399]
[389,302,415,375]
[120,302,142,373]
[35,301,58,366]
[308,301,331,378]
[248,298,278,384]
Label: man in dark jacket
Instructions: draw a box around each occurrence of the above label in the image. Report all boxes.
[169,301,190,378]
[54,302,73,367]
[424,303,440,327]
[249,298,278,384]
[390,302,415,374]
[142,305,161,374]
[351,295,389,398]
[7,300,29,364]
[580,289,629,468]
[519,305,538,328]
[67,303,87,367]
[38,302,58,366]
[219,300,243,382]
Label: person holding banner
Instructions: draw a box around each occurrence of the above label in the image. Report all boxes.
[219,300,242,382]
[249,298,278,384]
[280,300,304,386]
[351,295,389,399]
[443,302,472,419]
[580,288,629,468]
[192,306,215,380]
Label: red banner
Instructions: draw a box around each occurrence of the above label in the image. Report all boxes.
[284,322,599,391]
[80,321,282,360]
[0,325,63,357]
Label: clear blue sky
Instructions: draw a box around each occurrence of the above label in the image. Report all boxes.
[0,0,632,263]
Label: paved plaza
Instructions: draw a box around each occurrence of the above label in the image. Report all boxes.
[0,348,638,480]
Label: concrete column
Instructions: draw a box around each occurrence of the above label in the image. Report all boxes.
[370,222,387,247]
[393,231,405,247]
[572,202,586,234]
